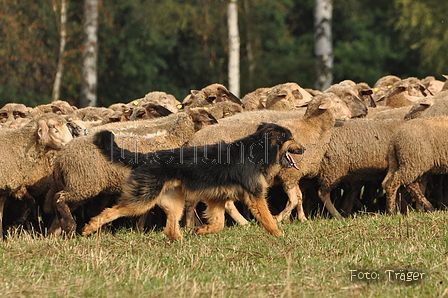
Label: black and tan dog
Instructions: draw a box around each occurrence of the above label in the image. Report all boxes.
[82,123,304,239]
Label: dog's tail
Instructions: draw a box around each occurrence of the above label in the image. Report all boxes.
[92,130,144,169]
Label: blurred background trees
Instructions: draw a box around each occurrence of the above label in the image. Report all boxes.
[0,0,446,107]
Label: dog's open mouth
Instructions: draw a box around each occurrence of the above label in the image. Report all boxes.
[286,151,300,170]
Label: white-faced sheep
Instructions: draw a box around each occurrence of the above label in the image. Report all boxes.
[382,117,448,214]
[0,113,74,237]
[46,109,218,235]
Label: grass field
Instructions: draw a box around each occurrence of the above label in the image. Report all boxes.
[1,211,448,297]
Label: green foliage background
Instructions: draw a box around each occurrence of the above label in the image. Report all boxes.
[0,0,447,107]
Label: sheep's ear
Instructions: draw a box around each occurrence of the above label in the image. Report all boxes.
[318,100,332,110]
[190,90,200,96]
[37,120,49,141]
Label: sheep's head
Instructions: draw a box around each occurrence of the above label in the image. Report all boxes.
[183,83,243,108]
[0,103,30,123]
[264,83,312,111]
[305,93,352,121]
[188,108,219,131]
[130,103,172,121]
[36,114,74,149]
[325,85,367,118]
[378,77,429,108]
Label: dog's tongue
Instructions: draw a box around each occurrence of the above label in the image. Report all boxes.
[286,152,300,170]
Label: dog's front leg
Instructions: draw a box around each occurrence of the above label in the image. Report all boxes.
[244,194,283,237]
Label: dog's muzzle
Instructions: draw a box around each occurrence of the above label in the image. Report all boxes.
[285,142,305,171]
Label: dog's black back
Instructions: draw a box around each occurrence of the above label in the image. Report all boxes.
[93,123,295,200]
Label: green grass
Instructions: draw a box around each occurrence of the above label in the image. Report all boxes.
[1,211,448,297]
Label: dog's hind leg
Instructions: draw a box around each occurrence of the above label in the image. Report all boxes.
[194,200,226,235]
[82,198,156,236]
[158,187,184,240]
[244,194,283,237]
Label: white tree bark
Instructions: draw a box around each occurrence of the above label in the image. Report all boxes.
[51,0,67,102]
[314,0,333,91]
[80,0,99,107]
[227,0,240,98]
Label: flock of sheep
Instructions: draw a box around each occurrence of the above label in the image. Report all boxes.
[1,75,448,238]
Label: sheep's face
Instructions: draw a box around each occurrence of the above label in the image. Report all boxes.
[37,117,74,149]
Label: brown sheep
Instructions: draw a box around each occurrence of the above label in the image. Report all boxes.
[382,117,448,214]
[0,103,30,124]
[0,113,74,237]
[181,83,243,108]
[378,77,429,108]
[241,87,271,111]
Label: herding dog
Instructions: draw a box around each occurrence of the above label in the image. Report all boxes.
[82,123,304,239]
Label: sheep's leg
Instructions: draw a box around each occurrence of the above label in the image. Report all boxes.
[54,192,77,234]
[275,184,305,222]
[406,182,435,212]
[317,188,343,219]
[224,200,248,225]
[47,216,62,236]
[243,194,282,237]
[82,197,157,236]
[137,212,149,232]
[340,185,362,215]
[0,196,6,240]
[184,197,198,229]
[384,180,401,214]
[194,201,226,235]
[158,188,184,240]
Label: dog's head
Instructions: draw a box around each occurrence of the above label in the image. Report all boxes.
[255,123,305,170]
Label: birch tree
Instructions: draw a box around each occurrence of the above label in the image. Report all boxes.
[80,0,99,107]
[227,0,240,98]
[314,0,333,91]
[51,0,68,102]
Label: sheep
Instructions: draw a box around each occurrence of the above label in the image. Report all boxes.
[140,91,181,113]
[315,119,405,217]
[46,109,218,234]
[241,87,271,111]
[30,100,77,118]
[181,83,243,108]
[403,97,437,120]
[201,101,243,120]
[240,83,312,112]
[421,76,445,95]
[0,103,30,123]
[263,82,312,111]
[0,113,74,237]
[76,107,114,123]
[378,77,429,108]
[372,75,401,102]
[382,116,448,214]
[186,93,352,225]
[129,103,173,121]
[415,91,448,118]
[324,83,368,118]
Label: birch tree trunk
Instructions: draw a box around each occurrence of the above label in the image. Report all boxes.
[243,0,255,92]
[314,0,333,91]
[80,0,99,107]
[227,0,240,98]
[51,0,67,102]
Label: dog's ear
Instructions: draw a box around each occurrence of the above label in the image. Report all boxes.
[257,123,291,146]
